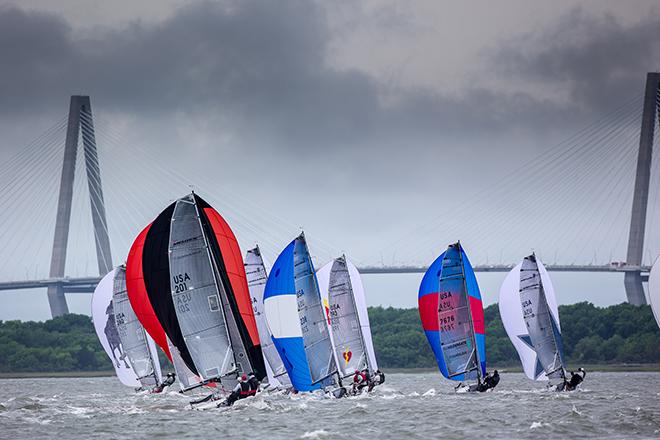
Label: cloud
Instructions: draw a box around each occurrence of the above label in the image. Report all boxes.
[491,8,660,112]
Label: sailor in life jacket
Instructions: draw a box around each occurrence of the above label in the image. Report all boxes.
[352,370,367,392]
[224,374,251,406]
[246,372,260,396]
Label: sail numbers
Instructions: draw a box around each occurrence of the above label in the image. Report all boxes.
[173,273,191,294]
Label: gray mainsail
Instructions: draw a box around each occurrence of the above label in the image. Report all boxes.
[112,266,160,388]
[168,194,251,385]
[520,254,566,381]
[245,246,291,387]
[438,244,481,380]
[327,256,368,377]
[294,235,337,384]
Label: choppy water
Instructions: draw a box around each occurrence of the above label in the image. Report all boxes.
[1,372,659,439]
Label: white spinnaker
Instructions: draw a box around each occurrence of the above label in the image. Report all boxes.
[245,246,291,388]
[91,269,140,387]
[317,257,378,374]
[498,259,561,381]
[648,256,660,328]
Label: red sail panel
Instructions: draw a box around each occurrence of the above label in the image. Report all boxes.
[203,207,261,346]
[126,224,172,360]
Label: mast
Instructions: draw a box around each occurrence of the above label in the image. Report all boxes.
[528,253,565,380]
[456,241,482,382]
[340,255,370,373]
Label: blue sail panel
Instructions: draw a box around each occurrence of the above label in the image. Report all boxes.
[418,252,447,375]
[461,249,486,377]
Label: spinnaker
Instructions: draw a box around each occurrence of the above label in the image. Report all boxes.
[245,245,291,388]
[264,233,339,392]
[499,254,566,383]
[418,242,486,387]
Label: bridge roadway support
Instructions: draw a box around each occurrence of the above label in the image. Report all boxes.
[625,72,660,305]
[46,96,113,317]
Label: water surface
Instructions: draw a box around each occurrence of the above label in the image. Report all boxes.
[1,372,659,439]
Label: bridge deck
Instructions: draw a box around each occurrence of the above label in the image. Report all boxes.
[0,264,650,293]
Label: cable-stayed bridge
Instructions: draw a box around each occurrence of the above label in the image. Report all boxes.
[1,73,659,317]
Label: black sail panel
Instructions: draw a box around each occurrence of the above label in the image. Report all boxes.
[142,202,198,374]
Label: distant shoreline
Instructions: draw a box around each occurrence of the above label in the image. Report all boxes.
[2,363,659,379]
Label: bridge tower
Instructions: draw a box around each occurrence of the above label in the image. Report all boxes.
[46,96,113,317]
[625,73,660,305]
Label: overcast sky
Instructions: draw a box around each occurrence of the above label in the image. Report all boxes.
[1,0,660,320]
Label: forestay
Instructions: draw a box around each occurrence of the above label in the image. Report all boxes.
[419,243,486,382]
[317,256,378,377]
[499,254,565,381]
[112,266,162,388]
[92,269,140,387]
[245,246,291,388]
[168,195,236,381]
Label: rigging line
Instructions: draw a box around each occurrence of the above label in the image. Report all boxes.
[500,113,643,254]
[2,143,70,277]
[569,140,639,262]
[425,104,644,251]
[382,103,644,258]
[560,142,639,264]
[90,126,313,259]
[8,174,61,277]
[0,120,68,200]
[464,117,639,250]
[394,112,640,264]
[379,95,645,255]
[0,137,67,241]
[89,114,343,257]
[0,115,68,178]
[510,125,639,262]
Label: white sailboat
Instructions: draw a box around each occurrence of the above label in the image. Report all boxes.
[317,255,379,391]
[499,254,567,386]
[245,245,292,389]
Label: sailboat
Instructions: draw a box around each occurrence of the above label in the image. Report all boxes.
[263,233,342,394]
[245,245,292,389]
[92,268,141,389]
[499,253,567,387]
[648,257,660,329]
[126,218,201,390]
[418,242,487,392]
[112,265,163,390]
[317,255,379,392]
[128,192,266,397]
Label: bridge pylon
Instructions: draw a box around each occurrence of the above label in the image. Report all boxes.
[625,73,660,305]
[46,96,113,317]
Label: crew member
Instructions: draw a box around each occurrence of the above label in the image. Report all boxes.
[221,374,251,406]
[247,372,260,396]
[152,372,175,393]
[564,368,586,391]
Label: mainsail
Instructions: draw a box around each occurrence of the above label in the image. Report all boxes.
[92,269,140,387]
[112,266,162,388]
[264,233,338,391]
[645,257,660,329]
[499,254,566,381]
[167,193,265,387]
[317,256,378,377]
[245,245,291,388]
[419,242,486,382]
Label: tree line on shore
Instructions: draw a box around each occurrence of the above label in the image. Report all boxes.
[0,302,658,372]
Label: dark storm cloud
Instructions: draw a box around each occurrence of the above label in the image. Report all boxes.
[0,1,577,153]
[1,2,659,153]
[492,8,660,112]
